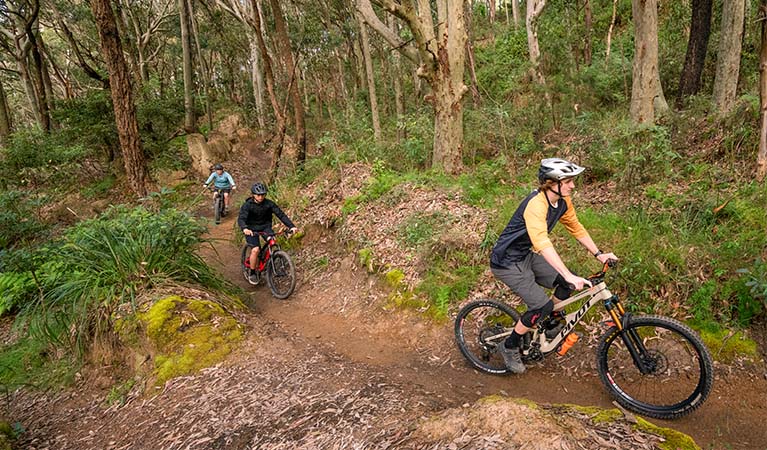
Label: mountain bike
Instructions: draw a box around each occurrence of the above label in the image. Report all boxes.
[240,230,296,299]
[454,261,713,420]
[208,186,228,224]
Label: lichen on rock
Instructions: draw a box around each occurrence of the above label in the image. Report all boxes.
[138,295,243,385]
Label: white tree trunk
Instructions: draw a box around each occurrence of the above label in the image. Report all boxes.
[525,0,547,86]
[512,0,520,27]
[356,10,381,140]
[250,39,266,129]
[389,15,405,142]
[713,0,746,115]
[757,0,767,180]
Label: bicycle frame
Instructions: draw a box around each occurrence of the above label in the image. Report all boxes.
[483,263,629,358]
[536,281,614,354]
[247,231,284,273]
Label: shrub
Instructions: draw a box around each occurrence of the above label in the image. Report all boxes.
[0,191,47,249]
[14,206,233,353]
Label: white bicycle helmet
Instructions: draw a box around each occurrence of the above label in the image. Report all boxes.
[537,158,585,183]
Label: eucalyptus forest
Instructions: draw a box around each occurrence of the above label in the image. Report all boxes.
[0,0,766,448]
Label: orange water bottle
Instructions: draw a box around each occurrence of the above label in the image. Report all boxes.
[557,333,579,356]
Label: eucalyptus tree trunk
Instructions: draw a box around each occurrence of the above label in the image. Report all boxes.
[90,0,149,197]
[335,48,349,103]
[249,0,286,182]
[358,0,469,174]
[605,0,618,63]
[630,0,667,124]
[29,38,51,131]
[525,0,547,87]
[186,0,212,131]
[269,0,306,166]
[388,15,404,142]
[713,0,746,115]
[178,0,197,132]
[250,39,267,128]
[583,0,592,66]
[511,0,520,28]
[677,0,713,107]
[8,2,51,132]
[356,10,381,140]
[465,2,481,106]
[757,0,767,180]
[0,79,12,144]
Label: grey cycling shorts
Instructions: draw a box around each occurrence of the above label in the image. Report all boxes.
[491,252,559,310]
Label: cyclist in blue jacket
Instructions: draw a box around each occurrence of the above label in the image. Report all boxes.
[203,163,236,212]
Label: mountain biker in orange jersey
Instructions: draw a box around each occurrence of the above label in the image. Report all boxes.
[490,158,618,373]
[203,163,236,212]
[238,182,298,284]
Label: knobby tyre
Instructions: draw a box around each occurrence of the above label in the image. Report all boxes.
[214,195,222,224]
[596,315,713,419]
[240,244,251,281]
[266,250,295,299]
[454,299,521,375]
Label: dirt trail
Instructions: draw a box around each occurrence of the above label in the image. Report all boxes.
[9,182,767,449]
[204,194,767,450]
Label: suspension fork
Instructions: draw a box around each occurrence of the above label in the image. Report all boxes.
[605,296,653,374]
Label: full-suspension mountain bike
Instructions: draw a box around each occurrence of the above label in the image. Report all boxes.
[454,261,713,420]
[240,230,296,299]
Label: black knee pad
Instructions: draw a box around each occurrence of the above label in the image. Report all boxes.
[554,274,574,300]
[521,300,554,327]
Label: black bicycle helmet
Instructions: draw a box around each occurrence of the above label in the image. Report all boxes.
[213,163,224,170]
[537,158,585,183]
[251,182,268,195]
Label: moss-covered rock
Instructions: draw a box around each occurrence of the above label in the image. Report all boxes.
[0,421,14,450]
[138,295,243,386]
[413,396,700,450]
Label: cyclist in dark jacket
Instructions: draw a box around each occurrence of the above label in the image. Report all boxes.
[238,182,297,283]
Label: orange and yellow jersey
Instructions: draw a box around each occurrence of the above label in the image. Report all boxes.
[490,190,589,269]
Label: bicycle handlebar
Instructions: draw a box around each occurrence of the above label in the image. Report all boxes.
[247,229,295,237]
[587,259,618,285]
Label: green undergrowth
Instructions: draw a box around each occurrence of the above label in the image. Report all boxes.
[0,337,79,391]
[289,141,765,342]
[138,295,243,386]
[0,204,240,390]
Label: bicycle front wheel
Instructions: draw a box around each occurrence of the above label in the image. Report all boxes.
[214,196,222,224]
[266,250,295,299]
[596,315,713,419]
[240,244,251,282]
[454,299,520,375]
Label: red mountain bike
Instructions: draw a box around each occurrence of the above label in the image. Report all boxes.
[240,230,296,299]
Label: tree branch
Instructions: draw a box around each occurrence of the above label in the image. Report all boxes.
[356,0,419,64]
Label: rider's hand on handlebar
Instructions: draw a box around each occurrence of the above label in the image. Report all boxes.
[596,252,618,265]
[243,229,253,236]
[565,274,592,290]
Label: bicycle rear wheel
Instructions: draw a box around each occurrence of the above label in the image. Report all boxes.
[454,299,520,375]
[214,195,222,224]
[266,250,295,299]
[596,315,713,419]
